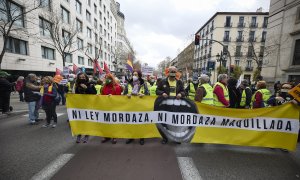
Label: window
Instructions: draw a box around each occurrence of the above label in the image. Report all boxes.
[261,31,267,42]
[104,5,106,13]
[94,19,97,29]
[87,43,92,54]
[76,19,82,32]
[77,38,83,50]
[75,0,81,14]
[225,16,231,27]
[224,31,230,41]
[259,46,264,57]
[100,37,103,45]
[40,0,51,11]
[251,16,257,27]
[95,47,99,57]
[88,59,93,66]
[5,37,28,55]
[296,7,300,24]
[263,17,268,28]
[99,11,102,21]
[235,45,242,56]
[94,4,97,14]
[293,39,300,65]
[95,33,98,43]
[86,10,91,22]
[0,1,24,27]
[100,24,102,34]
[78,56,84,65]
[87,27,91,38]
[237,31,243,41]
[39,17,51,37]
[247,60,252,67]
[235,59,240,66]
[62,30,70,43]
[64,53,72,63]
[104,17,106,25]
[61,6,70,23]
[247,46,254,56]
[249,31,255,42]
[99,0,102,7]
[223,45,228,54]
[104,29,106,37]
[41,46,55,60]
[87,0,91,6]
[238,16,244,27]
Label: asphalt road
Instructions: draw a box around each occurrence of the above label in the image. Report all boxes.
[0,99,300,180]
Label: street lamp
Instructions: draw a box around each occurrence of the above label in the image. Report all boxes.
[216,51,228,74]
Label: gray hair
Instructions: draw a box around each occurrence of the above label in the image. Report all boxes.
[217,74,228,82]
[168,66,177,72]
[199,74,210,83]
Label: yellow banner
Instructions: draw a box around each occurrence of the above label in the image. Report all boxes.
[66,94,300,151]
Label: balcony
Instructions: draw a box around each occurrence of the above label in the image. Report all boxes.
[248,37,256,42]
[262,23,268,28]
[247,52,253,57]
[237,22,245,28]
[223,37,231,42]
[249,23,258,28]
[245,66,253,71]
[235,52,243,57]
[236,37,244,42]
[224,22,232,27]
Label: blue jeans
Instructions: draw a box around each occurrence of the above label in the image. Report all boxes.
[28,101,39,123]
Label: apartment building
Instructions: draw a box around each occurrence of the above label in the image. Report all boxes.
[194,11,269,83]
[0,0,123,76]
[262,0,300,85]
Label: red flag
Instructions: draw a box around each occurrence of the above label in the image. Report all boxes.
[103,61,110,74]
[73,63,78,73]
[94,59,103,74]
[55,68,62,75]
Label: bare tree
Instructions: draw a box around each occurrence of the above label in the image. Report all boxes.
[157,56,171,76]
[0,0,42,69]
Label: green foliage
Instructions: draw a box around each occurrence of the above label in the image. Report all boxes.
[253,69,261,82]
[231,66,243,79]
[217,66,227,75]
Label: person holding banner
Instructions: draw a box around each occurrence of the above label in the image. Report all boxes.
[252,81,271,108]
[101,73,122,144]
[185,78,196,100]
[195,74,213,105]
[237,80,252,109]
[213,74,230,107]
[149,78,162,96]
[75,72,97,143]
[156,66,185,144]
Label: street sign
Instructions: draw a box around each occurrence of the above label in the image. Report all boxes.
[288,83,300,102]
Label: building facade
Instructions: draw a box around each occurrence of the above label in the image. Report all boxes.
[0,0,126,76]
[174,42,195,81]
[262,0,300,85]
[194,11,269,83]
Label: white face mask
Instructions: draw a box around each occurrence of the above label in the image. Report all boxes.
[133,76,138,81]
[68,78,74,81]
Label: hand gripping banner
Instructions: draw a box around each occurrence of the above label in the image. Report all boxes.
[66,94,300,151]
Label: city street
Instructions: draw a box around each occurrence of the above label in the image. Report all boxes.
[0,94,300,180]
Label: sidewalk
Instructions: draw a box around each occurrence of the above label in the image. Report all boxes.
[0,93,28,119]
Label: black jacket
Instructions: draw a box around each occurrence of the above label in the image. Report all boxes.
[0,78,13,93]
[156,78,185,97]
[23,80,41,102]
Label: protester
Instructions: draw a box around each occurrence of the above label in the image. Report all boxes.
[213,74,229,107]
[267,83,294,106]
[185,78,196,100]
[194,74,213,105]
[124,70,149,145]
[75,72,97,143]
[41,76,58,128]
[101,73,122,144]
[67,74,76,93]
[227,77,240,108]
[252,81,271,108]
[273,81,281,96]
[95,79,103,95]
[15,76,24,102]
[149,78,162,96]
[0,71,14,114]
[24,74,42,125]
[156,66,185,144]
[237,80,252,109]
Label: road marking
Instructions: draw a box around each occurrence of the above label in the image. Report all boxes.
[23,113,64,117]
[177,157,202,180]
[30,153,74,180]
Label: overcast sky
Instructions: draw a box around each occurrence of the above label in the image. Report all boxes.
[119,0,270,68]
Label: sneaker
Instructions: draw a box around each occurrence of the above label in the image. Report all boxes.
[126,139,134,144]
[42,124,50,128]
[161,138,168,144]
[139,139,145,145]
[83,136,89,143]
[111,138,117,144]
[101,138,111,143]
[52,123,57,128]
[76,135,81,143]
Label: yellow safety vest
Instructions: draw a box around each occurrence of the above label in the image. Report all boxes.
[127,84,146,95]
[150,85,157,96]
[67,82,72,93]
[95,85,102,95]
[127,85,132,94]
[213,82,229,107]
[240,87,250,107]
[200,83,213,105]
[251,88,271,107]
[188,83,196,100]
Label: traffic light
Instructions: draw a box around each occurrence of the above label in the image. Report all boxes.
[194,34,200,45]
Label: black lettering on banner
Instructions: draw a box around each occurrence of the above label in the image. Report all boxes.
[210,117,216,125]
[172,115,179,124]
[158,113,163,122]
[112,113,117,122]
[221,119,230,126]
[72,110,77,119]
[205,117,210,125]
[119,113,124,122]
[229,120,235,127]
[139,113,143,122]
[186,115,191,124]
[104,113,110,122]
[193,115,197,124]
[95,112,99,121]
[256,119,261,129]
[180,115,185,124]
[85,111,89,120]
[251,119,254,128]
[78,111,81,119]
[132,114,137,123]
[144,113,149,122]
[277,120,283,130]
[244,119,249,127]
[199,116,203,124]
[90,111,94,120]
[164,113,167,122]
[263,119,267,129]
[236,120,241,128]
[126,113,130,122]
[270,120,275,129]
[285,121,292,131]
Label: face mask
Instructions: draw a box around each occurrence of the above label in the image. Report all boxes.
[37,80,41,84]
[150,79,155,82]
[89,78,92,81]
[68,78,74,81]
[133,76,138,81]
[169,73,176,77]
[78,79,86,84]
[106,79,112,84]
[281,89,289,93]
